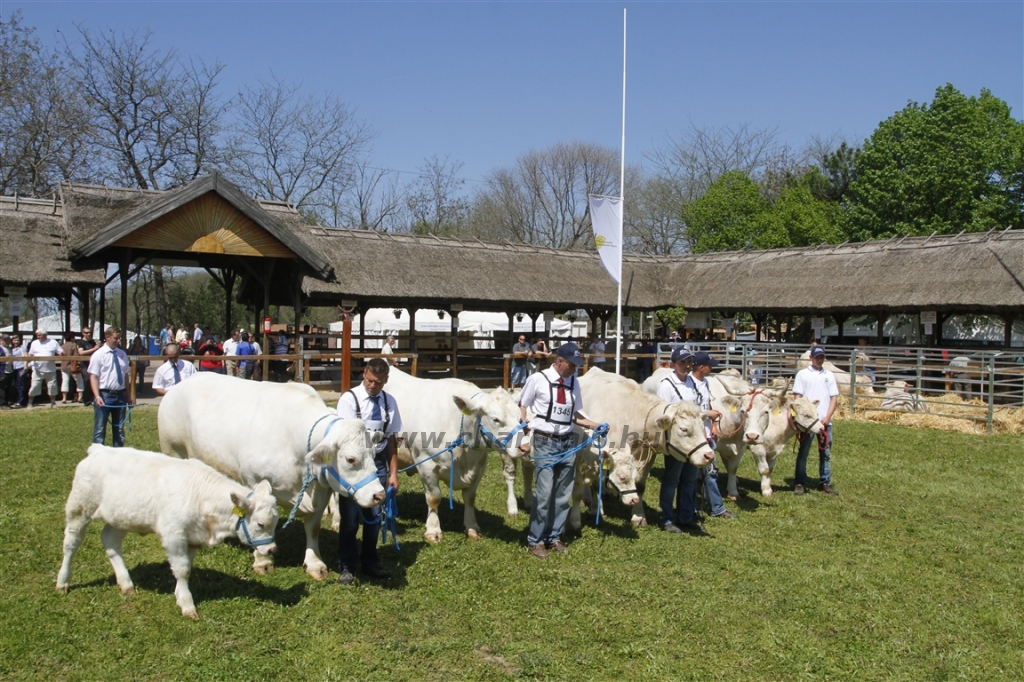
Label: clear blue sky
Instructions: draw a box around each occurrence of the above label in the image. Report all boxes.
[8,1,1023,188]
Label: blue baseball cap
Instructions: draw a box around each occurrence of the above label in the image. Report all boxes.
[671,347,693,363]
[692,351,719,367]
[811,346,827,358]
[556,341,585,366]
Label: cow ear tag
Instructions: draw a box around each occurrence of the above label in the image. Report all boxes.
[602,458,611,471]
[729,406,738,413]
[461,407,473,416]
[232,505,246,518]
[773,409,781,416]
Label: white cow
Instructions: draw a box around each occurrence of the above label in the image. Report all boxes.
[384,369,525,543]
[57,445,279,619]
[745,391,826,498]
[643,367,778,504]
[158,372,384,579]
[577,367,715,527]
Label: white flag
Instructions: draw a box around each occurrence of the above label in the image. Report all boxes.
[588,194,622,284]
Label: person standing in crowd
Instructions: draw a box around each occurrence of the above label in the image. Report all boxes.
[192,323,203,346]
[127,336,149,387]
[271,330,290,381]
[197,336,225,373]
[529,337,550,376]
[335,357,402,584]
[88,326,130,447]
[160,323,173,347]
[655,347,697,533]
[27,329,63,408]
[174,324,188,344]
[222,329,240,376]
[793,345,840,496]
[0,334,14,408]
[151,342,197,395]
[75,327,99,406]
[588,336,606,368]
[236,332,257,380]
[519,342,599,559]
[510,334,531,387]
[59,332,85,403]
[12,335,29,408]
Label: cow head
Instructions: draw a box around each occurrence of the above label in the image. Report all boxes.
[453,390,527,459]
[655,401,715,466]
[601,447,640,507]
[788,397,824,435]
[306,419,386,507]
[230,479,279,557]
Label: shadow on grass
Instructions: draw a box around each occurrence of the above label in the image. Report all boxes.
[74,563,307,608]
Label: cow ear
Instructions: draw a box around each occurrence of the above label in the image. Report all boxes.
[452,394,482,416]
[654,414,673,431]
[812,399,820,407]
[230,491,251,515]
[255,479,273,496]
[306,442,334,467]
[721,395,741,412]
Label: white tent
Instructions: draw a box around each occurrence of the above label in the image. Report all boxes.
[329,309,588,349]
[1,312,138,342]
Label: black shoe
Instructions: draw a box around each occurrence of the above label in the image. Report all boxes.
[679,521,708,536]
[336,569,355,585]
[713,511,738,519]
[661,522,684,534]
[362,565,391,581]
[821,484,839,496]
[794,484,806,496]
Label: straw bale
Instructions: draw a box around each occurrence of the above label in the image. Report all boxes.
[837,393,1024,435]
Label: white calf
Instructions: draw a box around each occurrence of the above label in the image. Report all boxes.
[57,445,279,619]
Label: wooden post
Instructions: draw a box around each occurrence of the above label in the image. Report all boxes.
[875,312,885,345]
[1003,315,1014,349]
[502,356,510,389]
[129,359,137,404]
[450,312,459,379]
[119,258,129,336]
[410,354,418,378]
[835,314,847,345]
[341,312,352,392]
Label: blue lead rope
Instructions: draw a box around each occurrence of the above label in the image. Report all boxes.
[280,415,341,530]
[380,486,400,550]
[531,423,610,526]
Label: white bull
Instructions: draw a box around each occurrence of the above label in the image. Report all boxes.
[745,391,825,498]
[158,372,384,579]
[577,367,715,527]
[57,445,279,619]
[383,369,525,543]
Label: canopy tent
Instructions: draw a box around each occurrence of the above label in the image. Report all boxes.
[1,312,140,344]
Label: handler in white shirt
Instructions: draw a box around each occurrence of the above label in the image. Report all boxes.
[27,329,63,407]
[792,345,840,496]
[333,357,402,584]
[152,343,198,395]
[87,326,131,447]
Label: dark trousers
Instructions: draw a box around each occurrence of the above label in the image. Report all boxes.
[15,371,29,406]
[0,372,11,406]
[336,460,388,572]
[93,389,127,447]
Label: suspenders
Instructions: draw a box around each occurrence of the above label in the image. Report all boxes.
[661,376,685,401]
[542,374,576,426]
[346,389,391,432]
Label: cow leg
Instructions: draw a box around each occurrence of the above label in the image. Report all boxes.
[164,538,198,620]
[500,452,519,518]
[569,480,584,531]
[57,513,92,593]
[300,483,332,579]
[750,448,773,498]
[420,464,445,543]
[720,445,743,501]
[763,452,779,499]
[327,493,341,532]
[630,459,654,528]
[100,524,135,595]
[462,461,485,540]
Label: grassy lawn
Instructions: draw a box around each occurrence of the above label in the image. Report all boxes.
[1,406,1022,681]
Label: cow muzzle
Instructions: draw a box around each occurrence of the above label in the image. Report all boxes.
[744,432,761,443]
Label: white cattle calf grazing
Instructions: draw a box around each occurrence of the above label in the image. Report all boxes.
[57,445,279,619]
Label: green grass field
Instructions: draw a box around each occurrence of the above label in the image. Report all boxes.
[1,406,1021,681]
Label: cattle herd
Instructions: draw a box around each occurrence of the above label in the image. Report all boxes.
[56,365,824,618]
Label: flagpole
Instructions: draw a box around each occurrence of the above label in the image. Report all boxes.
[615,7,626,375]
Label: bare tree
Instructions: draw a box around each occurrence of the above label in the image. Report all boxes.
[330,156,406,230]
[225,76,373,221]
[625,175,689,255]
[406,155,469,236]
[0,12,92,196]
[62,25,226,191]
[470,142,621,249]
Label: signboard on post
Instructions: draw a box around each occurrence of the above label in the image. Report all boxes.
[685,312,708,329]
[811,317,825,341]
[920,311,937,336]
[9,295,23,317]
[5,286,27,296]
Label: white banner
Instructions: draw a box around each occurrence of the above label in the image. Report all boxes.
[9,295,23,317]
[920,311,937,325]
[588,194,622,284]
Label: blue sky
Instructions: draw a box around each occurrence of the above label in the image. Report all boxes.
[8,1,1023,188]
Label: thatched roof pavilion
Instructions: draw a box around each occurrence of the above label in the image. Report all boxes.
[1,173,1021,346]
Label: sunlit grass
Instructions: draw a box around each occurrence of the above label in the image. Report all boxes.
[1,406,1021,680]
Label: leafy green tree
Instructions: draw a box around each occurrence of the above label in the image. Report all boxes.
[655,306,688,333]
[682,171,767,252]
[760,182,845,248]
[847,84,1024,239]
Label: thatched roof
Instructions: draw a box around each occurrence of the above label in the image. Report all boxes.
[0,196,105,294]
[656,230,1024,315]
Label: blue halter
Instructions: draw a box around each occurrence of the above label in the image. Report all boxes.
[477,419,528,451]
[236,492,276,547]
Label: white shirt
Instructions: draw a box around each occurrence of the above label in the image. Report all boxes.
[87,343,130,391]
[657,371,688,405]
[519,366,584,436]
[222,338,239,355]
[28,337,63,373]
[681,374,715,437]
[793,365,839,421]
[337,383,402,455]
[193,327,203,343]
[152,359,198,393]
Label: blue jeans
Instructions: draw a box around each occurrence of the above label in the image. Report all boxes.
[528,433,576,546]
[662,455,702,526]
[795,423,832,486]
[510,363,528,386]
[701,458,727,516]
[92,389,127,447]
[337,459,388,572]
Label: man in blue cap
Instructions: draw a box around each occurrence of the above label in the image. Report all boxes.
[519,341,599,559]
[793,345,839,495]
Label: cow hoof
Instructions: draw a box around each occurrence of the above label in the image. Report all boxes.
[305,564,329,581]
[424,532,442,544]
[507,510,518,519]
[253,563,274,575]
[465,529,480,540]
[183,609,199,621]
[57,585,69,595]
[762,490,774,499]
[121,586,136,596]
[330,523,340,532]
[631,516,648,528]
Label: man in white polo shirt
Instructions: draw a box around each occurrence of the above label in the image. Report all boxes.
[518,341,599,559]
[792,345,840,496]
[88,326,131,447]
[334,357,402,584]
[152,342,198,395]
[27,329,63,408]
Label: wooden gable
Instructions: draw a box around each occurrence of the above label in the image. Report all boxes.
[112,192,296,258]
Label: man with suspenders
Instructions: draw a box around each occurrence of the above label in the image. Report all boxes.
[657,350,735,535]
[335,357,402,584]
[518,342,599,559]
